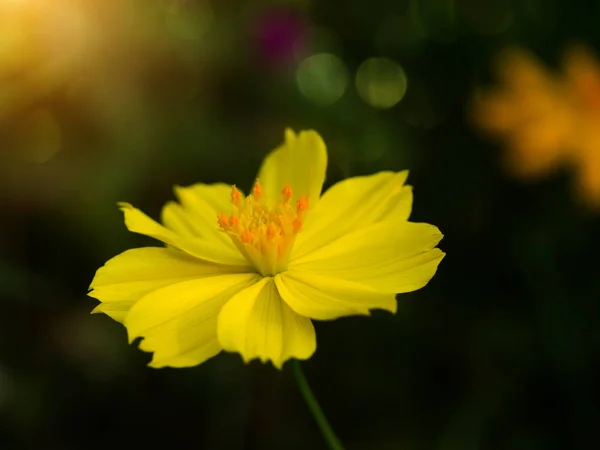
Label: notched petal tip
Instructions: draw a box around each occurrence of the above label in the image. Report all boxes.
[117,202,140,229]
[397,169,409,184]
[240,354,287,370]
[271,359,284,370]
[147,360,165,369]
[284,128,297,141]
[425,250,446,281]
[117,201,133,211]
[416,222,444,242]
[388,301,398,315]
[421,248,446,274]
[126,328,141,345]
[172,184,200,203]
[297,129,327,149]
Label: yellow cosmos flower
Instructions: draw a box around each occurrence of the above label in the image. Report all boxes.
[472,45,600,206]
[88,129,445,369]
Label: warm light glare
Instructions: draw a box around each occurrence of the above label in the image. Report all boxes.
[0,0,207,162]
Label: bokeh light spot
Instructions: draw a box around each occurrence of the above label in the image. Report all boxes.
[355,57,407,109]
[296,53,349,106]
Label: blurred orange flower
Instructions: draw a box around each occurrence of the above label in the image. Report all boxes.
[472,45,600,206]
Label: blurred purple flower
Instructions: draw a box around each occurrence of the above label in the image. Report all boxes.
[253,9,308,68]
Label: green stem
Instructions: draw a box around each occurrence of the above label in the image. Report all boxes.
[291,359,345,450]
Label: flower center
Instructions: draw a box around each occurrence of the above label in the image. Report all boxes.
[217,179,309,276]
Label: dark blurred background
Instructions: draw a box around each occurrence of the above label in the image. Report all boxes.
[1,0,599,449]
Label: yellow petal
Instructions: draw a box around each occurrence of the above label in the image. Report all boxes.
[217,278,316,369]
[119,202,248,266]
[91,302,134,323]
[125,273,259,368]
[275,271,396,320]
[256,129,327,204]
[160,201,201,239]
[89,247,245,323]
[163,183,234,248]
[291,221,444,293]
[294,171,412,258]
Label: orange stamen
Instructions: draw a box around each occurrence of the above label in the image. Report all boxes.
[252,179,263,199]
[217,212,229,228]
[293,218,303,232]
[267,222,278,240]
[282,184,293,202]
[241,230,254,244]
[229,214,239,227]
[217,179,309,276]
[296,195,309,213]
[231,185,242,206]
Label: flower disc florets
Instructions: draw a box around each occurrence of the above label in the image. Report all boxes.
[218,179,309,276]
